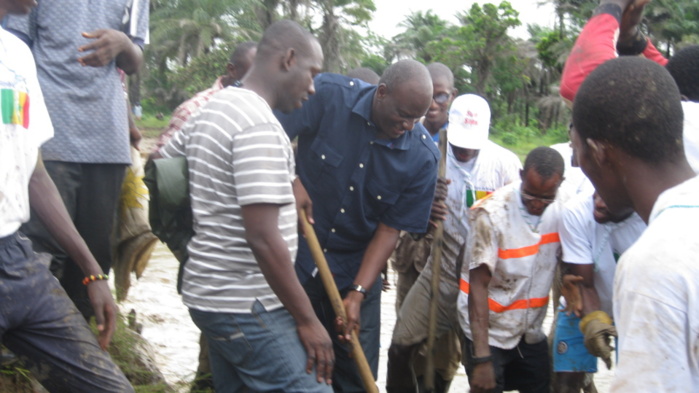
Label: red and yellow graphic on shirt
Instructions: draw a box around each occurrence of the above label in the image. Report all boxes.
[465,189,493,208]
[1,89,30,128]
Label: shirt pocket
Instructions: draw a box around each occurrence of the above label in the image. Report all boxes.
[307,137,343,184]
[365,179,400,220]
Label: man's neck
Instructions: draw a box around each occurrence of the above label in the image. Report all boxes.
[422,119,445,137]
[241,71,276,109]
[626,160,695,223]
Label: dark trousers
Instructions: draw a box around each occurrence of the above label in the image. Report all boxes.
[0,232,133,392]
[463,336,550,393]
[303,275,382,392]
[20,161,126,319]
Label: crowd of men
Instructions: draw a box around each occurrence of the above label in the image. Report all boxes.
[1,0,698,391]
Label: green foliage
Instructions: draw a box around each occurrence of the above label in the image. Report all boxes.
[385,10,452,63]
[492,116,568,160]
[532,27,573,71]
[170,44,232,97]
[645,0,699,55]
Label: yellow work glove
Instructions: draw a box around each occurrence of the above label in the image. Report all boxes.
[579,311,617,369]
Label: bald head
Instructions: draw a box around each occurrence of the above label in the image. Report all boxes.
[380,59,432,94]
[427,62,454,88]
[256,19,317,63]
[346,67,380,85]
[372,60,433,139]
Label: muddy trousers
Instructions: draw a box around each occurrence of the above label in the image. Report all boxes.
[0,232,133,393]
[20,161,126,320]
[463,336,549,393]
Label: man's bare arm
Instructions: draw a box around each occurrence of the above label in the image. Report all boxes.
[28,156,117,349]
[241,203,333,384]
[338,222,399,342]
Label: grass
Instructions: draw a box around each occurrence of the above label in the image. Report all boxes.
[135,115,170,139]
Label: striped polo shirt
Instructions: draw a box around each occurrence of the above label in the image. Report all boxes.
[160,87,297,313]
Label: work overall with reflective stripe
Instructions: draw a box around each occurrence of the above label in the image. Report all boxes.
[458,183,562,350]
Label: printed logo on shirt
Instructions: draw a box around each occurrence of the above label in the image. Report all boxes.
[465,189,493,208]
[1,89,29,128]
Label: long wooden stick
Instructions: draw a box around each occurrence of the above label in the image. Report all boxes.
[299,210,379,393]
[424,128,448,391]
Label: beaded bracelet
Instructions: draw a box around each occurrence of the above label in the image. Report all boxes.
[82,274,109,286]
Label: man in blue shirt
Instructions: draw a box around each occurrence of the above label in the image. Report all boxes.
[278,59,439,391]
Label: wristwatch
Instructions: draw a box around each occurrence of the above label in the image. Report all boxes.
[349,284,367,298]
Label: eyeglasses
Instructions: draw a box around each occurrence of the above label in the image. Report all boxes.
[520,189,556,205]
[433,93,450,104]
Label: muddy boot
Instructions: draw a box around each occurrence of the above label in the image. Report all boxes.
[416,372,452,393]
[386,344,418,393]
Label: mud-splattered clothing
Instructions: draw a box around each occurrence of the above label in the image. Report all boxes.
[0,26,132,393]
[0,26,52,237]
[457,182,563,349]
[612,176,699,392]
[560,191,645,316]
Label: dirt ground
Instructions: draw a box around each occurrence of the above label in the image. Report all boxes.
[116,243,615,392]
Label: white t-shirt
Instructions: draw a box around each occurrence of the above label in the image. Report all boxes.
[611,175,699,392]
[682,101,699,174]
[0,26,53,237]
[560,192,645,316]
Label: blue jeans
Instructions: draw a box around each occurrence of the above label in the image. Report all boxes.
[0,232,133,393]
[303,275,381,392]
[189,301,332,393]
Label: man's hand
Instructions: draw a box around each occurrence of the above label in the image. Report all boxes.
[293,177,313,235]
[297,319,334,384]
[78,29,131,68]
[470,362,496,393]
[579,310,617,369]
[335,290,364,343]
[86,280,118,350]
[618,0,652,44]
[428,177,450,228]
[561,274,584,317]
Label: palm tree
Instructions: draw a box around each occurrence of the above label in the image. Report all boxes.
[149,0,258,67]
[385,10,451,63]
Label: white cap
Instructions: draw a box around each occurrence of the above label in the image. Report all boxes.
[447,94,490,149]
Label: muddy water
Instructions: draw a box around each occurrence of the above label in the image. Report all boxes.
[116,243,613,392]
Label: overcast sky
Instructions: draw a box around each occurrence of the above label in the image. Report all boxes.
[368,0,557,40]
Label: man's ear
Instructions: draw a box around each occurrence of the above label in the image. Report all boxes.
[226,63,236,77]
[282,48,296,71]
[376,83,388,101]
[586,138,609,167]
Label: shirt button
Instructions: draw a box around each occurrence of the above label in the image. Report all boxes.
[367,121,371,126]
[321,154,326,160]
[370,141,374,145]
[422,134,426,139]
[377,195,382,200]
[349,186,354,191]
[323,248,327,253]
[359,163,364,168]
[349,81,354,86]
[340,208,345,213]
[331,228,336,233]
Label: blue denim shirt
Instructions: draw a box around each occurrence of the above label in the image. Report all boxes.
[277,73,439,289]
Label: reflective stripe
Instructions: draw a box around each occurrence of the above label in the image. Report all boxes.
[460,278,549,313]
[497,232,560,259]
